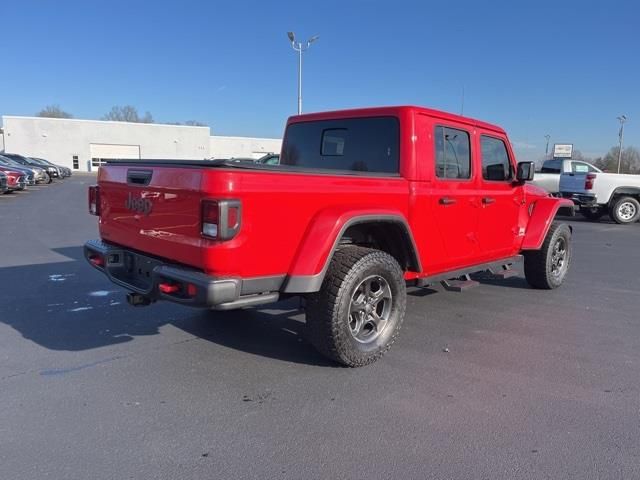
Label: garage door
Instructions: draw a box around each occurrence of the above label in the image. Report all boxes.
[90,144,140,167]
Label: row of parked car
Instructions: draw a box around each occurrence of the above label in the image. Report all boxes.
[0,153,72,194]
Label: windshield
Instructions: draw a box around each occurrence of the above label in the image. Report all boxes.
[0,156,23,167]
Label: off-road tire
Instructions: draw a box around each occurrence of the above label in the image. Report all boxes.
[524,222,572,289]
[609,196,640,224]
[306,246,406,367]
[581,206,604,221]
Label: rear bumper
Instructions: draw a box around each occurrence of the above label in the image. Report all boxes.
[561,192,597,207]
[84,240,279,310]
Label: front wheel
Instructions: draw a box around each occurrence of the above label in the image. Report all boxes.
[524,222,572,289]
[306,246,406,367]
[609,196,640,224]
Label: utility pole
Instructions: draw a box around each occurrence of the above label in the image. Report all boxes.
[287,32,319,115]
[616,115,627,174]
[544,134,551,159]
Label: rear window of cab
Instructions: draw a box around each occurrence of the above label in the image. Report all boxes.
[280,116,400,174]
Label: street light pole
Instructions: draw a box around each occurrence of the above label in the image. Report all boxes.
[544,134,551,159]
[298,47,302,115]
[287,32,319,115]
[616,115,627,174]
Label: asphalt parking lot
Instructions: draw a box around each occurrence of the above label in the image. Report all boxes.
[1,176,639,480]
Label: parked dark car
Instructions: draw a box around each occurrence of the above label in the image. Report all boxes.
[31,157,71,177]
[26,157,61,178]
[0,155,36,185]
[1,153,51,183]
[256,153,280,165]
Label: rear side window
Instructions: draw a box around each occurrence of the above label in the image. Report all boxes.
[435,126,471,179]
[541,159,561,173]
[280,117,399,173]
[572,162,597,173]
[480,136,513,181]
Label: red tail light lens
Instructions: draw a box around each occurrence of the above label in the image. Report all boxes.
[88,253,105,268]
[202,200,219,238]
[89,185,100,215]
[158,282,180,294]
[585,173,596,190]
[201,199,241,240]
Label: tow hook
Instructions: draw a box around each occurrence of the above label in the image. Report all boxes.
[126,292,152,307]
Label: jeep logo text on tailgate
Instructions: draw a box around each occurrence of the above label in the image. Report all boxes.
[125,192,153,216]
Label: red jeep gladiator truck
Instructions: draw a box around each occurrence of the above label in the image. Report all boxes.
[85,106,574,366]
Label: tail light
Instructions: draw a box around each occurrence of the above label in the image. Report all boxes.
[201,199,241,240]
[585,173,596,190]
[88,253,105,268]
[158,281,197,298]
[89,185,100,215]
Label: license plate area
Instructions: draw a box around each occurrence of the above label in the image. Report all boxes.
[110,251,163,290]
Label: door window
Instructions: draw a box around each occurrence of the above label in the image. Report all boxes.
[434,126,471,179]
[480,136,513,181]
[571,162,597,173]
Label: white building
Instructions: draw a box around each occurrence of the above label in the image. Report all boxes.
[209,135,282,160]
[0,116,282,172]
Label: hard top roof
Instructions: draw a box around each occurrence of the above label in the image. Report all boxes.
[288,105,505,134]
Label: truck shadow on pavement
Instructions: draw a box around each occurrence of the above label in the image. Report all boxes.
[0,246,335,366]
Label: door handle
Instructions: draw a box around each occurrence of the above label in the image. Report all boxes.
[439,197,457,205]
[482,197,496,205]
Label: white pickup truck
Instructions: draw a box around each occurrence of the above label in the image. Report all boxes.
[559,169,640,224]
[530,159,602,194]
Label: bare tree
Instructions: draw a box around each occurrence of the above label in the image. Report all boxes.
[167,120,208,126]
[102,105,154,123]
[37,105,73,118]
[571,149,586,161]
[593,146,640,174]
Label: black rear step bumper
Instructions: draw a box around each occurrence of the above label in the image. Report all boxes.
[560,192,597,207]
[84,240,279,310]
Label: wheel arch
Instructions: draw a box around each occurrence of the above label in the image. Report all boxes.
[521,197,574,251]
[283,212,421,293]
[609,187,640,202]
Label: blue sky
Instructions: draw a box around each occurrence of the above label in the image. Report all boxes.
[1,0,638,161]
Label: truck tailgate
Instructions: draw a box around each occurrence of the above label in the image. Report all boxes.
[98,165,204,268]
[559,172,587,194]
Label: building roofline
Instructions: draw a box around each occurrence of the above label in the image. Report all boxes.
[0,115,210,130]
[210,135,282,141]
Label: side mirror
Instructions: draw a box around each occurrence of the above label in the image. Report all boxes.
[516,161,535,182]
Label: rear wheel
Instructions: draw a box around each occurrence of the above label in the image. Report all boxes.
[524,222,572,289]
[306,246,406,367]
[581,206,604,221]
[609,196,640,224]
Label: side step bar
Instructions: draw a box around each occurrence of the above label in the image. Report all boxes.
[440,274,479,292]
[416,255,522,291]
